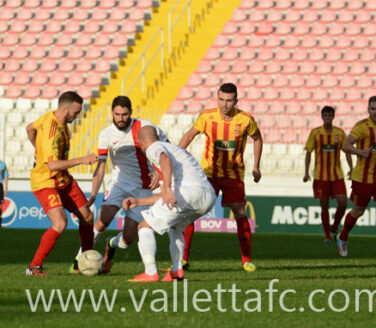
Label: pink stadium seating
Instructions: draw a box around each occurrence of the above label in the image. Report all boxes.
[168,100,185,114]
[316,62,331,75]
[112,34,128,47]
[247,87,262,100]
[86,47,102,60]
[273,75,288,87]
[4,0,22,9]
[85,73,102,87]
[222,74,238,85]
[94,60,110,74]
[279,88,295,101]
[239,47,256,61]
[204,48,221,61]
[54,8,70,21]
[259,115,275,129]
[222,22,238,35]
[40,59,57,73]
[94,34,111,47]
[5,86,23,99]
[232,61,248,74]
[45,20,62,34]
[0,73,13,85]
[110,10,127,21]
[73,8,90,21]
[322,75,337,88]
[238,74,255,87]
[213,61,230,74]
[177,87,194,101]
[306,75,321,88]
[39,34,54,47]
[248,10,264,23]
[329,89,345,102]
[48,46,65,61]
[248,61,264,74]
[99,0,116,9]
[222,48,238,61]
[256,75,272,88]
[230,35,247,48]
[239,22,255,35]
[266,129,281,143]
[282,62,298,74]
[326,48,341,62]
[286,102,302,115]
[283,129,297,144]
[204,75,221,87]
[274,48,290,62]
[64,21,80,34]
[349,62,365,75]
[68,46,84,60]
[293,23,309,35]
[128,8,145,22]
[186,100,203,114]
[77,86,93,100]
[195,87,212,100]
[284,10,300,23]
[195,60,212,74]
[276,115,291,129]
[102,21,119,34]
[275,22,291,36]
[49,72,66,86]
[290,75,304,88]
[248,35,264,48]
[23,85,41,99]
[32,72,49,86]
[80,0,97,9]
[13,72,30,86]
[346,23,362,36]
[258,48,273,61]
[311,23,327,36]
[265,61,282,74]
[332,62,348,75]
[67,73,85,87]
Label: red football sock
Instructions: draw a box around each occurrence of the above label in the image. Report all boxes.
[79,223,94,252]
[331,207,346,232]
[321,211,331,239]
[183,223,195,262]
[339,212,358,241]
[30,227,61,268]
[235,217,251,264]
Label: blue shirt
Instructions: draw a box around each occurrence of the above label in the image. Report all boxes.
[0,161,9,184]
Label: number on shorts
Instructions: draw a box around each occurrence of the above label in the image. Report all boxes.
[48,194,61,207]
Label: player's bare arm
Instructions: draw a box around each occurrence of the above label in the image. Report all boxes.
[148,171,160,190]
[303,151,311,182]
[345,153,353,179]
[122,194,162,210]
[47,153,98,172]
[159,152,177,209]
[251,130,262,183]
[343,135,372,158]
[26,123,37,147]
[88,158,106,206]
[3,176,8,196]
[178,127,200,149]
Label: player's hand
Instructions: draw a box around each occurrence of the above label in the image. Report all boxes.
[87,195,96,207]
[149,171,160,190]
[162,188,177,210]
[122,197,138,210]
[303,174,311,182]
[82,153,98,165]
[359,147,372,158]
[252,169,261,183]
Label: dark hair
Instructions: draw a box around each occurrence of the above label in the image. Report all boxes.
[321,106,335,116]
[218,83,237,99]
[58,91,83,106]
[112,96,132,110]
[368,96,376,107]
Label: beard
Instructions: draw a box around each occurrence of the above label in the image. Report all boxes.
[113,118,130,131]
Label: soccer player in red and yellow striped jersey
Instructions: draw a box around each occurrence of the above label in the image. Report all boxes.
[25,91,98,276]
[179,83,263,272]
[304,106,352,243]
[337,96,376,256]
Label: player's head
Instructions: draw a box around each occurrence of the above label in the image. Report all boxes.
[58,91,83,123]
[368,96,376,122]
[321,106,335,125]
[111,96,132,130]
[217,83,238,115]
[137,126,159,152]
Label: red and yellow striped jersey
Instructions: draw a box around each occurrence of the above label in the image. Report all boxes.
[193,107,259,181]
[304,125,346,181]
[350,118,376,183]
[30,111,73,191]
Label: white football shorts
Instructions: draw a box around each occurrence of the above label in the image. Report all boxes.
[102,179,153,223]
[141,184,216,235]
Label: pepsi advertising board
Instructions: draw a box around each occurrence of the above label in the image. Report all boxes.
[2,192,224,230]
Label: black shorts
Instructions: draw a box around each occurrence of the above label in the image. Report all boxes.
[0,183,3,204]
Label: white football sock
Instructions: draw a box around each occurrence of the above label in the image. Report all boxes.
[168,229,184,271]
[110,231,128,250]
[76,227,102,259]
[138,228,157,275]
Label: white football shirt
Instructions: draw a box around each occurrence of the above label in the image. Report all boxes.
[97,118,167,188]
[145,141,210,189]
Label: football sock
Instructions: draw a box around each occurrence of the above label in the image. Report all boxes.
[235,216,252,264]
[138,228,157,275]
[332,206,346,232]
[76,226,102,258]
[183,223,194,262]
[168,229,184,272]
[339,212,358,241]
[79,223,94,252]
[111,231,128,249]
[30,227,61,268]
[321,211,331,239]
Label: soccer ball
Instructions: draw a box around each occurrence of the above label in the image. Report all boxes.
[78,250,104,276]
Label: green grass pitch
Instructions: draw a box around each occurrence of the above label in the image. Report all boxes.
[1,228,376,328]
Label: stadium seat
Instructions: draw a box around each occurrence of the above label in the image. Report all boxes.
[353,37,369,49]
[110,10,127,22]
[357,76,373,89]
[258,48,273,61]
[85,73,102,87]
[248,61,264,74]
[222,48,238,61]
[77,86,92,99]
[322,75,338,88]
[298,62,314,75]
[311,23,327,36]
[10,20,26,33]
[266,129,281,143]
[39,34,54,47]
[309,48,324,62]
[0,72,13,85]
[312,88,328,101]
[33,7,51,21]
[32,72,49,86]
[67,46,84,60]
[359,49,375,62]
[120,21,137,35]
[204,48,220,61]
[286,102,302,115]
[300,35,316,49]
[259,115,275,129]
[343,49,359,62]
[222,74,238,85]
[5,85,23,99]
[83,21,100,34]
[74,59,93,74]
[86,47,102,60]
[326,48,341,62]
[5,126,14,139]
[279,88,295,101]
[267,10,283,23]
[54,8,70,21]
[302,10,318,23]
[329,89,345,102]
[339,75,355,88]
[2,33,19,47]
[94,60,110,73]
[283,35,299,49]
[56,34,73,47]
[346,89,362,102]
[282,129,297,144]
[45,20,62,34]
[204,98,218,109]
[222,22,238,35]
[48,46,65,61]
[349,62,365,75]
[256,75,272,88]
[274,23,291,36]
[248,35,264,48]
[291,48,307,61]
[296,88,311,100]
[256,22,273,36]
[41,85,58,99]
[80,0,97,9]
[273,75,288,87]
[265,61,281,74]
[177,87,194,100]
[317,35,334,49]
[60,0,76,9]
[337,10,353,23]
[246,87,262,100]
[316,62,331,75]
[0,98,14,111]
[252,100,268,115]
[232,61,247,74]
[195,87,212,100]
[64,21,80,34]
[23,85,41,99]
[276,115,291,129]
[102,21,119,34]
[333,62,348,75]
[230,35,247,48]
[248,10,263,23]
[58,59,75,73]
[195,60,212,74]
[213,61,230,74]
[284,10,300,23]
[185,100,203,114]
[67,73,85,87]
[204,75,221,87]
[6,141,22,154]
[289,74,304,88]
[72,8,90,21]
[239,22,255,35]
[239,47,256,61]
[263,87,278,100]
[30,46,46,60]
[4,59,21,73]
[168,100,185,113]
[238,74,255,87]
[0,48,11,60]
[282,62,298,74]
[306,75,321,88]
[274,48,290,62]
[76,34,93,47]
[128,8,145,22]
[309,115,323,128]
[94,34,111,47]
[346,23,361,36]
[187,74,203,87]
[49,72,66,86]
[13,72,30,86]
[112,34,128,48]
[293,22,309,35]
[363,23,376,37]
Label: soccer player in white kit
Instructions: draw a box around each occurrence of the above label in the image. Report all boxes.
[121,126,216,282]
[71,96,167,273]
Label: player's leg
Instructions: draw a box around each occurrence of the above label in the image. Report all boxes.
[27,207,67,276]
[129,220,159,282]
[331,194,347,237]
[319,198,332,243]
[182,223,194,268]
